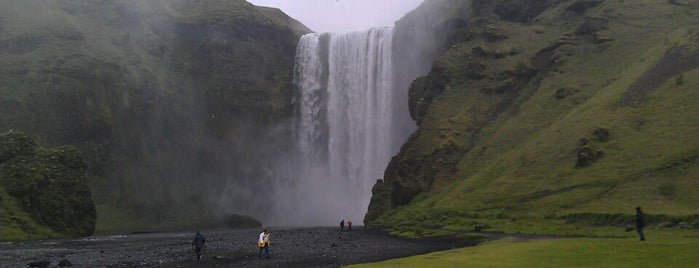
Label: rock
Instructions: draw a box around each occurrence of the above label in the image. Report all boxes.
[0,132,38,164]
[221,213,262,229]
[593,128,610,142]
[390,179,422,207]
[575,16,609,36]
[555,87,579,99]
[576,146,605,167]
[58,259,72,267]
[492,0,561,23]
[0,132,96,237]
[28,260,50,268]
[567,0,604,15]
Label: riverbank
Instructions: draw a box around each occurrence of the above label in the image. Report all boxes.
[0,227,479,267]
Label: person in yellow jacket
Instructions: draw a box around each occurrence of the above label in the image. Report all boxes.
[257,229,271,259]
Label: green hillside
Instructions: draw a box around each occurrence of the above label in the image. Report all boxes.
[366,0,699,236]
[0,0,309,236]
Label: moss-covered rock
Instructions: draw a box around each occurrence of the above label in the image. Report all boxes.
[0,131,38,164]
[0,131,96,238]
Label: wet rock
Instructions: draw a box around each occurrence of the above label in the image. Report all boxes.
[28,260,50,268]
[221,213,262,229]
[391,178,422,207]
[58,259,72,267]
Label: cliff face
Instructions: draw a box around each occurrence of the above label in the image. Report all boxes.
[366,0,699,234]
[0,0,309,233]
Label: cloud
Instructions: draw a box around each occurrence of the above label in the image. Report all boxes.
[247,0,424,33]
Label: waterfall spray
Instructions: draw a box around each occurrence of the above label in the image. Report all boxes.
[268,27,415,226]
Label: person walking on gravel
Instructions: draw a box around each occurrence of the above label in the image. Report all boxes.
[192,230,206,261]
[258,229,271,259]
[340,219,345,232]
[635,207,646,241]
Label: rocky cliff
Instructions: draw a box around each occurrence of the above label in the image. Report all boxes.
[366,0,699,235]
[0,0,309,234]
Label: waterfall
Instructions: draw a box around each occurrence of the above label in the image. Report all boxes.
[270,27,415,226]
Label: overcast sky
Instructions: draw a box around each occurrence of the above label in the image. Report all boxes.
[247,0,424,33]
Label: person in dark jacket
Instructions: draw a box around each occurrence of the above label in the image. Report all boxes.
[340,219,345,232]
[192,230,206,260]
[635,207,646,241]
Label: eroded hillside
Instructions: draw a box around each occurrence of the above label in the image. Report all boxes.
[366,0,699,235]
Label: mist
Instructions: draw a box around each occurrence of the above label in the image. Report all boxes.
[243,0,466,226]
[0,0,461,229]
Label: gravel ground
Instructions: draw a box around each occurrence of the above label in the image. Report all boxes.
[0,227,478,267]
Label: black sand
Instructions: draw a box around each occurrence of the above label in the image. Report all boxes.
[1,227,477,267]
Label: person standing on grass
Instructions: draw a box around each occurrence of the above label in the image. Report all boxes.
[192,230,206,261]
[258,229,271,259]
[636,207,646,241]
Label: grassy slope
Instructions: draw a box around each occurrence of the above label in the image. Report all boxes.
[347,230,699,268]
[0,189,61,240]
[372,0,699,236]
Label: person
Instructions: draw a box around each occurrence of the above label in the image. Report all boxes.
[340,219,345,232]
[347,220,353,231]
[258,229,271,259]
[192,230,206,261]
[635,207,646,241]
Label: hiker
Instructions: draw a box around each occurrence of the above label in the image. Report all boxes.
[347,220,353,231]
[192,230,206,261]
[258,229,271,259]
[340,219,345,232]
[636,207,646,241]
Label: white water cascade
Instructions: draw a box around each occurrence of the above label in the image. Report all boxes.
[271,27,416,226]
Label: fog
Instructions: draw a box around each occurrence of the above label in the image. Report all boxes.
[1,0,458,230]
[247,0,464,226]
[247,0,424,33]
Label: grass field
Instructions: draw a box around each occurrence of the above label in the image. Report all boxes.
[347,230,699,268]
